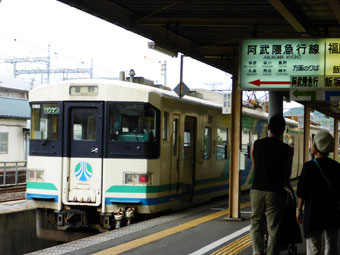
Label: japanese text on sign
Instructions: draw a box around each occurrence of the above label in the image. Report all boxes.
[247,43,320,57]
[291,76,320,88]
[325,77,340,88]
[240,38,340,90]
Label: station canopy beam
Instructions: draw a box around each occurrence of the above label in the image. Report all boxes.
[268,0,308,34]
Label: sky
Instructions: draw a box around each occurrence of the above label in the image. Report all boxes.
[0,0,300,110]
[0,0,232,91]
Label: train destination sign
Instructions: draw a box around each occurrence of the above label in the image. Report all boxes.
[240,38,340,90]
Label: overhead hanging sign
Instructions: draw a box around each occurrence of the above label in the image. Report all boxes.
[289,88,325,101]
[325,91,340,101]
[240,38,340,90]
[222,92,232,114]
[290,89,340,101]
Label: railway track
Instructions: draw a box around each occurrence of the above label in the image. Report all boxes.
[0,185,26,202]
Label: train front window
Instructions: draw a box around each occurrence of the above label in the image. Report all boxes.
[73,113,97,141]
[31,103,60,140]
[109,103,159,143]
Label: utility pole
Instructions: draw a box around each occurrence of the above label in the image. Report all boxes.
[179,55,184,98]
[47,44,51,83]
[161,60,167,86]
[144,56,167,86]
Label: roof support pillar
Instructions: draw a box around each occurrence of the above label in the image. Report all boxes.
[268,91,283,120]
[303,104,310,163]
[228,57,241,219]
[334,118,338,161]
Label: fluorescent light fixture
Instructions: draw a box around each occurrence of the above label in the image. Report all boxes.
[148,41,178,57]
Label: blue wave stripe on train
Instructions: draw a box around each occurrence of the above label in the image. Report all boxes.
[105,184,229,206]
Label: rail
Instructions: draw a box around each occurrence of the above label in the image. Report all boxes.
[0,161,27,187]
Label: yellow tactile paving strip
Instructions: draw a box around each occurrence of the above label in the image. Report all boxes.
[211,233,251,255]
[96,201,251,255]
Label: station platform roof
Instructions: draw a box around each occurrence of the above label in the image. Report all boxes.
[57,0,340,119]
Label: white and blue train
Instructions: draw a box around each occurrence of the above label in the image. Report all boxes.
[26,79,322,240]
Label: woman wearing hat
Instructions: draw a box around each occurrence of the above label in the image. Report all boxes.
[296,131,340,255]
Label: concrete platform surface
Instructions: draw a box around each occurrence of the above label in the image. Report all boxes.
[25,190,340,255]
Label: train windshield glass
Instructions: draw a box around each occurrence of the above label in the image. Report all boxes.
[31,103,60,140]
[109,103,159,143]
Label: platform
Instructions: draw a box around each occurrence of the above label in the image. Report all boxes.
[24,189,340,255]
[0,199,26,213]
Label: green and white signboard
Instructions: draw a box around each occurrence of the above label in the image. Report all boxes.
[240,38,340,91]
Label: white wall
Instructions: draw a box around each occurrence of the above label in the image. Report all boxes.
[0,118,28,162]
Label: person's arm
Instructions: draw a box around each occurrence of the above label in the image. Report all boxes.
[296,198,304,224]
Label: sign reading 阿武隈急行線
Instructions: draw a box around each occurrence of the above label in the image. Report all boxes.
[240,38,340,91]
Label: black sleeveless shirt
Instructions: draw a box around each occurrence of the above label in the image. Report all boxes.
[251,137,293,192]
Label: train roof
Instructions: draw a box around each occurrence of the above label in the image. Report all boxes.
[29,79,222,110]
[29,79,175,100]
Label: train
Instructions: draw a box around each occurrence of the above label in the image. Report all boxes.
[26,79,323,240]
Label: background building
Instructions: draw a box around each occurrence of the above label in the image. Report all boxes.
[0,77,30,162]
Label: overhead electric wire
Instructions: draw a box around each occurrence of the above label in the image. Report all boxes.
[0,34,118,80]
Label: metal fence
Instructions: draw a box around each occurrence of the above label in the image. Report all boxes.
[0,161,27,187]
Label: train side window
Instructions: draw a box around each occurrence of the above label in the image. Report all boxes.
[184,132,191,147]
[163,112,168,140]
[216,128,228,159]
[204,127,212,159]
[172,119,178,155]
[242,130,250,153]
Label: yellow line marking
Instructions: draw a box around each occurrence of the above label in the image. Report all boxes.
[95,201,251,255]
[211,233,251,255]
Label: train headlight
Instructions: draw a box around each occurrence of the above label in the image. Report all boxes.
[27,169,45,182]
[124,173,151,184]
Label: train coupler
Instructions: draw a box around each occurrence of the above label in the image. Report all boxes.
[55,209,87,230]
[125,207,136,225]
[114,208,125,229]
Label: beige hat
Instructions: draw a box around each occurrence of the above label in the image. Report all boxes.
[314,131,334,155]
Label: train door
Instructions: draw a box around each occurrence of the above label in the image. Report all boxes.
[170,114,180,194]
[181,116,197,202]
[63,102,103,206]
